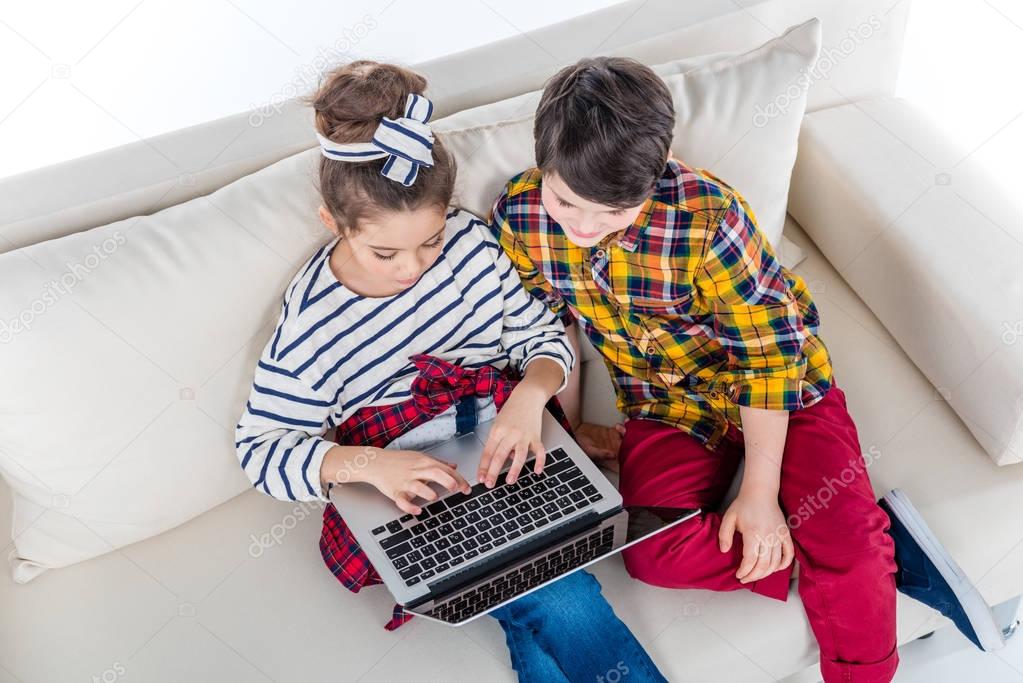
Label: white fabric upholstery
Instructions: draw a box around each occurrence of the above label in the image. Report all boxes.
[789,97,1023,466]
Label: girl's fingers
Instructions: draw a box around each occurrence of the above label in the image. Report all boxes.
[478,433,499,482]
[532,441,547,474]
[424,459,471,493]
[484,433,515,487]
[506,441,529,484]
[393,492,420,516]
[420,467,458,493]
[407,481,438,504]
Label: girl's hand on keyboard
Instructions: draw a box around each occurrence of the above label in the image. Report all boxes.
[362,450,471,516]
[480,382,548,488]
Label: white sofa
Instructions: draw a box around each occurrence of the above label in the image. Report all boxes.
[3,1,1022,681]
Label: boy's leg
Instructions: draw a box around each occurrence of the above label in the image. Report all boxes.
[617,419,792,600]
[779,382,898,682]
[490,569,667,682]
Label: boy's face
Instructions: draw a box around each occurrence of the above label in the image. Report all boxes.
[540,172,647,248]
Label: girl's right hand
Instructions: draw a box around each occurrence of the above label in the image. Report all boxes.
[360,450,471,515]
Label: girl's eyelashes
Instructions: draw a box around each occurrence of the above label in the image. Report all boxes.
[557,198,574,209]
[373,251,396,261]
[424,237,444,249]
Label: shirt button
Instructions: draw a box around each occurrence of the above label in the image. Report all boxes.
[595,249,605,259]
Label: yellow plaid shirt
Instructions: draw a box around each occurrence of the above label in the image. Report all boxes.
[490,160,834,450]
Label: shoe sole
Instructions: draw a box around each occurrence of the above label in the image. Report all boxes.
[883,488,1005,651]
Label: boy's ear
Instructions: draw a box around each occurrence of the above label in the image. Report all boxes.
[667,150,675,162]
[318,205,341,235]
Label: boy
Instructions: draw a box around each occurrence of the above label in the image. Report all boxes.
[488,57,1005,682]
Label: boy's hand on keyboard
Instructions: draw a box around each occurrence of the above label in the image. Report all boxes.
[480,383,547,488]
[360,450,471,516]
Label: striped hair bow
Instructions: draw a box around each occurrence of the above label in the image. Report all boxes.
[316,93,435,187]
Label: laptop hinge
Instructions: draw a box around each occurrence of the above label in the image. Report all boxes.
[405,508,608,610]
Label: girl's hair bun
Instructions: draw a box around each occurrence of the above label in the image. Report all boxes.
[308,61,455,232]
[311,60,427,145]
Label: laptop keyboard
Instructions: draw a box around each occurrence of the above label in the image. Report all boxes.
[369,447,605,587]
[426,525,616,623]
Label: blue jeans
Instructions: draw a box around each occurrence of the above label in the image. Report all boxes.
[489,569,667,683]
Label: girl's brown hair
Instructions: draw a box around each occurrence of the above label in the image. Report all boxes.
[309,61,455,232]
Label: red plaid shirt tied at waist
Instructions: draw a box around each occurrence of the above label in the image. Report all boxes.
[319,354,574,630]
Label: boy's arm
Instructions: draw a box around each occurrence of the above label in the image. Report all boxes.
[488,191,577,394]
[697,192,805,578]
[558,319,584,428]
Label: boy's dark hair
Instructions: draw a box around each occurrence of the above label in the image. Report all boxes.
[309,61,455,232]
[534,57,674,208]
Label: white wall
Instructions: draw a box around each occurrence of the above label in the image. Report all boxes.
[895,0,1023,201]
[0,0,623,180]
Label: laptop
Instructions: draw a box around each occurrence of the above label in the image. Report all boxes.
[330,408,699,626]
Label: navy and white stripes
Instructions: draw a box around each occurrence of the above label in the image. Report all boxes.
[235,209,575,503]
[316,93,435,187]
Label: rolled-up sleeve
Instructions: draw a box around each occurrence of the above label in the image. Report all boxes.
[480,217,576,393]
[235,354,337,503]
[489,189,575,326]
[695,193,808,411]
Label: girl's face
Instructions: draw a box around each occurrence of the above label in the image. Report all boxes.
[540,172,647,248]
[320,204,447,298]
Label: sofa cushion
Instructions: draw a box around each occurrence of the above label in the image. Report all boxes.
[788,97,1023,466]
[436,19,822,256]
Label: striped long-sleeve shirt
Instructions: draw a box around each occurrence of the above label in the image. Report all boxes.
[235,208,576,503]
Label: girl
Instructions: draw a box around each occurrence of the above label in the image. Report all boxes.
[235,60,667,682]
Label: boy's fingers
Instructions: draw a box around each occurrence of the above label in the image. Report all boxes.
[737,538,759,580]
[718,514,735,553]
[751,540,775,581]
[781,537,795,570]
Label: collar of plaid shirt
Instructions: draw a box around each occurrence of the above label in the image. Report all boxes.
[319,354,574,630]
[492,160,834,451]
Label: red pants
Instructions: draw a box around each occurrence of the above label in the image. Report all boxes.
[619,382,899,683]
